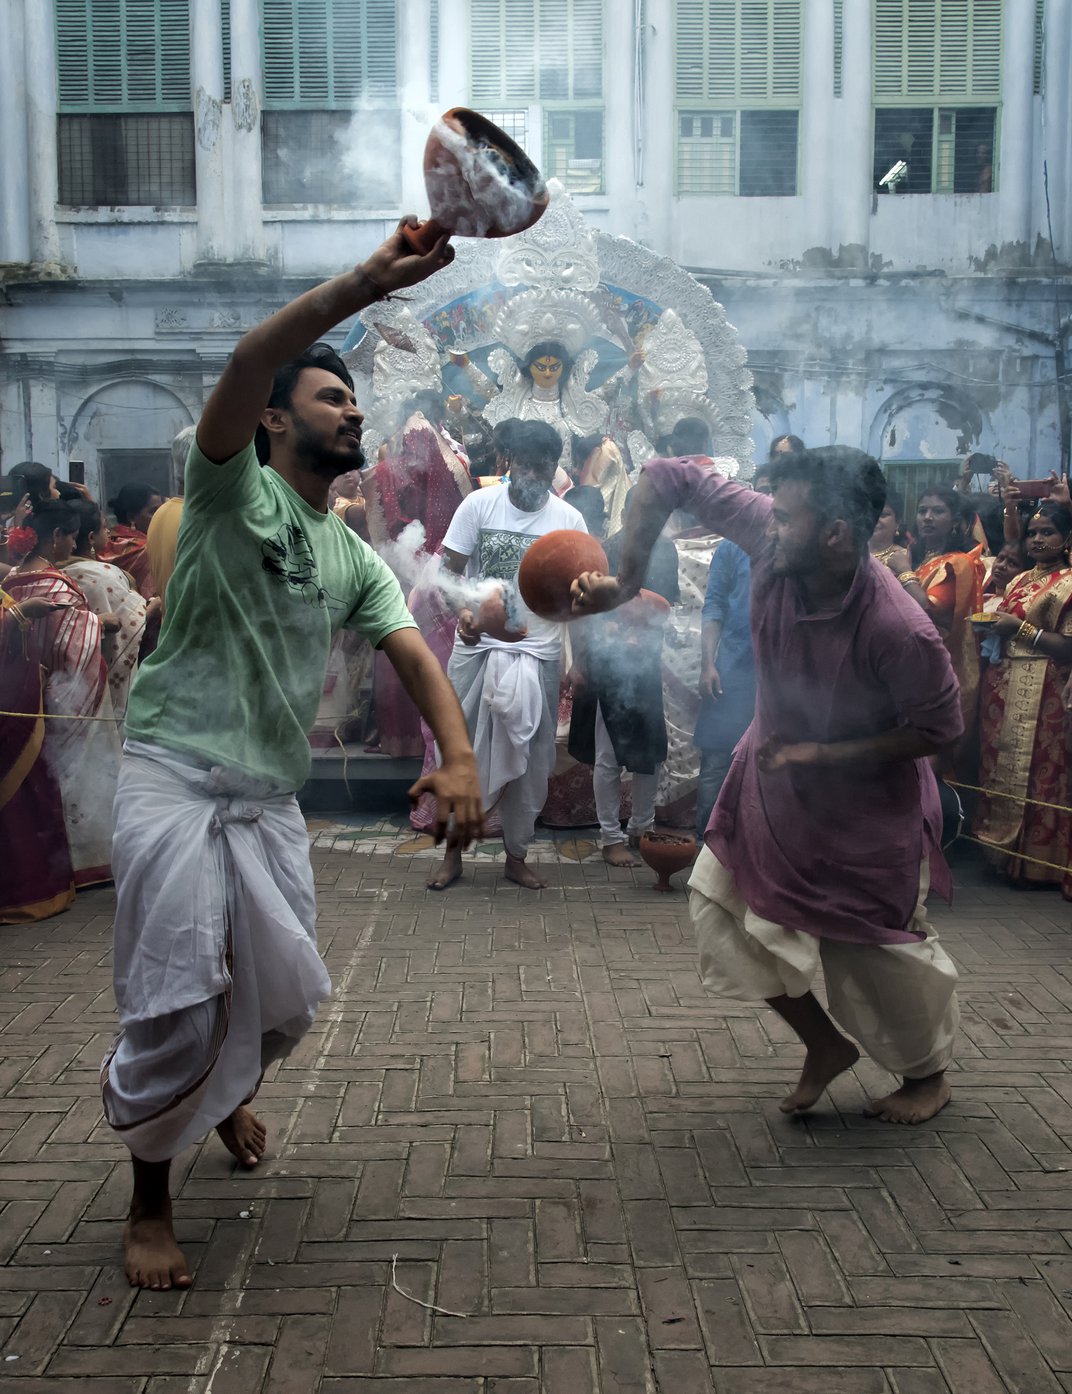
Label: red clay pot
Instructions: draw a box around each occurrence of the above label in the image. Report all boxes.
[638,832,698,893]
[404,108,550,255]
[476,589,528,643]
[517,530,609,622]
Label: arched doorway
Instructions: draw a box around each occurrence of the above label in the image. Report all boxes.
[870,386,987,519]
[67,380,195,505]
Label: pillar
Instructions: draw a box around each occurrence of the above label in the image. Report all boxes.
[999,0,1035,249]
[836,0,872,259]
[800,0,834,253]
[24,0,60,264]
[229,0,267,262]
[603,0,635,221]
[398,0,433,213]
[638,0,674,254]
[0,0,30,264]
[437,0,468,114]
[191,0,226,263]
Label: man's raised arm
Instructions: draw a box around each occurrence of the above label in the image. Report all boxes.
[197,220,453,464]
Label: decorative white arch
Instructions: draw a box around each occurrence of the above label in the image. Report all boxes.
[66,379,195,500]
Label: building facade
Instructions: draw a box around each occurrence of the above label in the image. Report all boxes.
[1,0,1069,505]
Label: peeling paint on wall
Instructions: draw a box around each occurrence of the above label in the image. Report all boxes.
[232,79,258,134]
[195,88,222,151]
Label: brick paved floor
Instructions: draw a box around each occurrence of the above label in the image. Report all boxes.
[0,833,1070,1393]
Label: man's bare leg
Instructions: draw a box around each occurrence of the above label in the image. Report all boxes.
[505,852,548,889]
[428,844,463,890]
[766,992,860,1113]
[124,1156,192,1290]
[865,1072,951,1124]
[216,1105,267,1166]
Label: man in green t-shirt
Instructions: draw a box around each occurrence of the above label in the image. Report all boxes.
[103,221,483,1293]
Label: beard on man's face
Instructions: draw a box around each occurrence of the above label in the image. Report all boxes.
[291,411,366,478]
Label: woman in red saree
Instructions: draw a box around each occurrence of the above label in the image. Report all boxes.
[364,409,472,757]
[880,487,985,761]
[975,501,1072,898]
[2,501,121,905]
[100,482,163,601]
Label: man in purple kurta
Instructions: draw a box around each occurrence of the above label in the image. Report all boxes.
[574,446,964,1125]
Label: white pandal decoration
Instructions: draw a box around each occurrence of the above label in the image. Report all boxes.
[345,181,753,475]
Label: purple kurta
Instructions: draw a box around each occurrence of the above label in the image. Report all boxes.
[646,457,964,946]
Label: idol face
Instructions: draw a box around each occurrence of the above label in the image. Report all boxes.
[529,356,564,391]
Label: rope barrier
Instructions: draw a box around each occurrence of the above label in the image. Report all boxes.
[947,779,1072,819]
[0,709,120,722]
[957,834,1071,878]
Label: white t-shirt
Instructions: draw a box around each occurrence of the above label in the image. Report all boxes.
[442,485,588,660]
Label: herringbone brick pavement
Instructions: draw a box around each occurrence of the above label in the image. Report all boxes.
[0,836,1069,1392]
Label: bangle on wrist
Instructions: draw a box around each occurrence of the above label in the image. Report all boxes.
[1017,621,1039,643]
[897,570,921,586]
[355,266,391,301]
[1032,628,1045,649]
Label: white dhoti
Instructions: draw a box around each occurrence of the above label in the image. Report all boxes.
[448,647,559,859]
[101,741,332,1162]
[689,846,959,1079]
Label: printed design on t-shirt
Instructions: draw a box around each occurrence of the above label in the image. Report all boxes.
[477,528,537,582]
[261,524,344,610]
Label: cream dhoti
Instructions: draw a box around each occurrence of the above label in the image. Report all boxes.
[101,742,332,1162]
[448,647,559,859]
[689,846,959,1079]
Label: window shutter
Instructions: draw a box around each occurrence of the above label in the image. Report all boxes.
[873,0,1001,101]
[470,0,600,105]
[222,0,231,102]
[1033,0,1044,95]
[262,0,396,108]
[674,0,800,105]
[57,0,191,112]
[833,0,843,97]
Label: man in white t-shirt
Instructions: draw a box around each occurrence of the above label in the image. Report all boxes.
[430,420,587,890]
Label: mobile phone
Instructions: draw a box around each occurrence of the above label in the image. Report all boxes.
[1016,479,1052,502]
[68,460,85,485]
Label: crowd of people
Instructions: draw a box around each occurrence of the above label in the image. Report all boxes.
[0,219,1070,1292]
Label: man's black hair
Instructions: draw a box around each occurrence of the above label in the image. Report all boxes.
[67,497,103,550]
[108,480,161,526]
[769,433,805,459]
[668,417,713,457]
[509,419,562,470]
[767,445,887,552]
[254,342,354,465]
[9,460,54,506]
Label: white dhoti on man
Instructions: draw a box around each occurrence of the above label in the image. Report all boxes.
[447,646,559,859]
[101,741,332,1163]
[689,846,959,1079]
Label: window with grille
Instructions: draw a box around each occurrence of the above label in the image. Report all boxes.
[1033,0,1044,96]
[261,0,399,206]
[674,0,802,196]
[470,0,604,194]
[55,0,195,205]
[872,0,1001,194]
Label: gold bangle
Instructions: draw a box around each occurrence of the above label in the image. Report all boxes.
[897,570,920,586]
[1017,621,1039,643]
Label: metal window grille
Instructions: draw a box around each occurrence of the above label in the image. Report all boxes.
[222,0,231,102]
[58,112,196,204]
[544,108,604,193]
[873,105,997,194]
[674,2,801,195]
[261,108,401,206]
[483,110,529,147]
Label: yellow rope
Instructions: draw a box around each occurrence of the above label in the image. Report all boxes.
[946,779,1072,818]
[959,834,1071,878]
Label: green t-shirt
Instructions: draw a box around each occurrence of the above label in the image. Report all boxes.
[125,439,417,789]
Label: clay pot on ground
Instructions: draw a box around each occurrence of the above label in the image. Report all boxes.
[638,832,698,893]
[476,588,527,643]
[517,530,609,622]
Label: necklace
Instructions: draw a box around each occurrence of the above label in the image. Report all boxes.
[872,546,898,564]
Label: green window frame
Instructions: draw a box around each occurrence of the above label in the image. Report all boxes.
[674,0,803,196]
[872,0,1002,194]
[469,0,604,194]
[261,0,397,109]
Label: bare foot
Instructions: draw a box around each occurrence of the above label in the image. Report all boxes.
[779,1037,860,1113]
[427,848,463,891]
[505,854,548,890]
[216,1105,267,1167]
[124,1212,192,1290]
[603,844,640,868]
[864,1072,951,1125]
